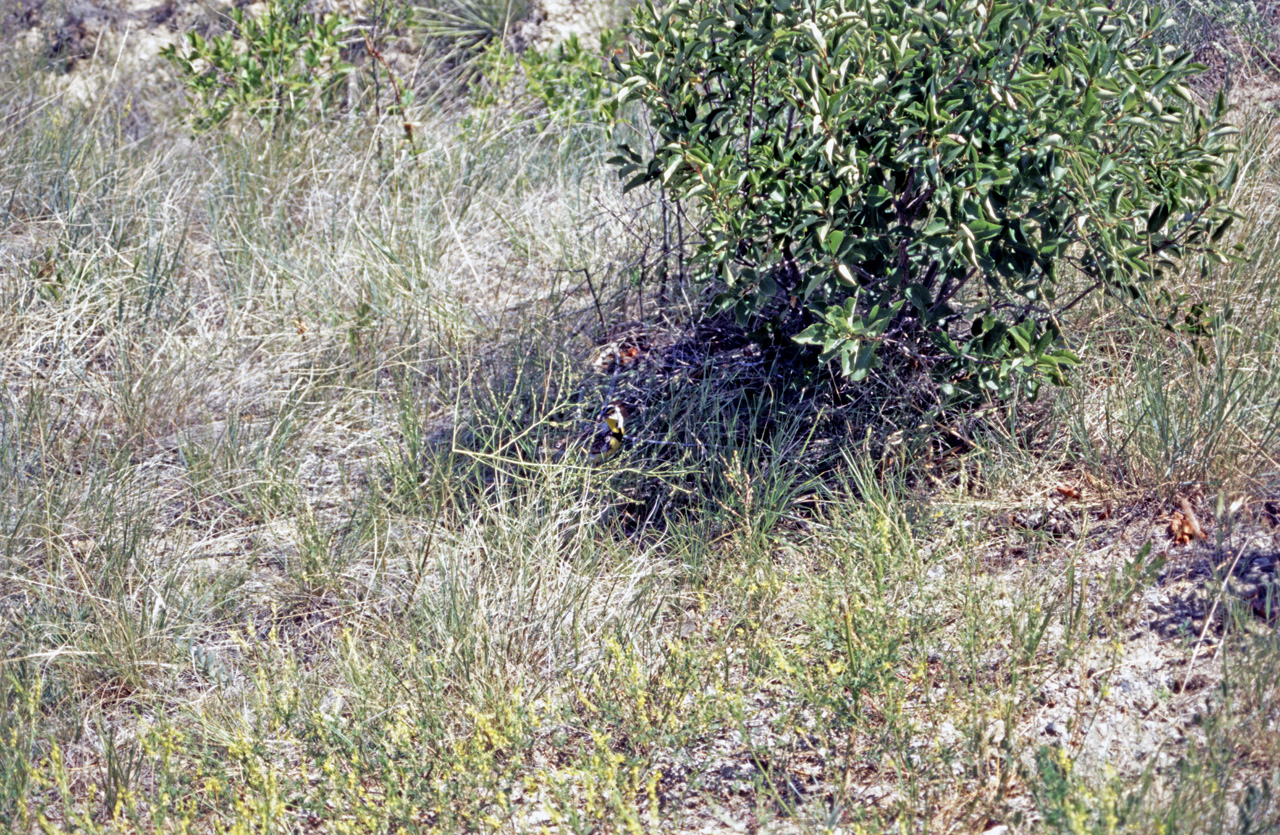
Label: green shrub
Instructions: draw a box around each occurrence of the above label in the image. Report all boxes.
[161,0,352,133]
[522,30,627,125]
[612,0,1241,401]
[466,30,626,129]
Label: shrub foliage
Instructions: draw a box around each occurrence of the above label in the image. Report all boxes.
[161,0,352,133]
[612,0,1240,400]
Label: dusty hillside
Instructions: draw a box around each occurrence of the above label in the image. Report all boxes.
[1,1,1279,832]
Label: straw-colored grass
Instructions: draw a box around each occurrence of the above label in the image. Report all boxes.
[1,4,1279,832]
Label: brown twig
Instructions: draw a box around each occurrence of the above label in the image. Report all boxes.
[364,34,417,148]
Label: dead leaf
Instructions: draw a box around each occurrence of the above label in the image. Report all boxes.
[1055,483,1081,500]
[1169,511,1194,546]
[1177,496,1207,541]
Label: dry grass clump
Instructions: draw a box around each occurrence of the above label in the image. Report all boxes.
[1055,116,1280,497]
[1,5,1280,833]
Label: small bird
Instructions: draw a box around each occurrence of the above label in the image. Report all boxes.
[584,402,628,464]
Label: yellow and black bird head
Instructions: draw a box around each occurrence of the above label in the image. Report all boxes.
[585,402,628,463]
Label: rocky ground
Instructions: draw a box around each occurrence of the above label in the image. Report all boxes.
[652,502,1280,832]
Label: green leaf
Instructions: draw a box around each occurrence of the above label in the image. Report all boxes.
[1210,216,1233,243]
[1146,203,1169,235]
[850,344,877,381]
[793,323,830,346]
